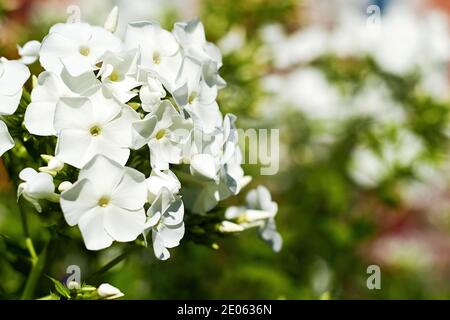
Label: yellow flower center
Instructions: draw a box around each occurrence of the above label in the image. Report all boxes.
[90,125,102,137]
[98,196,110,208]
[152,52,161,64]
[109,70,120,82]
[79,46,91,56]
[188,92,198,104]
[155,129,166,140]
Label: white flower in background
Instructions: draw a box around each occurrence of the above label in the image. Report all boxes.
[97,283,124,300]
[262,67,342,121]
[124,22,182,92]
[371,7,422,76]
[139,74,166,112]
[24,68,98,136]
[18,168,58,212]
[131,100,192,170]
[147,169,181,203]
[262,25,329,69]
[348,147,386,188]
[225,186,282,252]
[173,57,222,133]
[349,129,425,188]
[0,57,30,116]
[146,187,184,260]
[39,22,121,76]
[17,40,41,65]
[347,80,406,125]
[60,155,147,250]
[98,50,140,103]
[218,27,246,55]
[54,86,139,168]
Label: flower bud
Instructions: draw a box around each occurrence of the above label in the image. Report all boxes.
[97,283,124,300]
[104,6,119,33]
[217,221,245,233]
[58,181,73,193]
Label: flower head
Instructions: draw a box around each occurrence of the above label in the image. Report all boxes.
[60,155,147,250]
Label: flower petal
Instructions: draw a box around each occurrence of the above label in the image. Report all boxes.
[104,206,146,242]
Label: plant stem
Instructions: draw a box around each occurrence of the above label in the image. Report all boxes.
[25,238,38,266]
[21,242,49,300]
[86,246,140,282]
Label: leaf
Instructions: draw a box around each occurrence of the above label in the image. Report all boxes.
[48,277,71,299]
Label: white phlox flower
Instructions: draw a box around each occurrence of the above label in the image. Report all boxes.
[54,86,139,168]
[225,186,282,252]
[39,22,122,76]
[60,155,148,250]
[131,100,192,170]
[24,67,98,136]
[124,21,182,92]
[173,57,222,134]
[97,50,141,103]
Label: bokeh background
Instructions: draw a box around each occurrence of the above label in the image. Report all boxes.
[2,0,450,299]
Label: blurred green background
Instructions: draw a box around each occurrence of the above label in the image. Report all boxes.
[1,0,450,299]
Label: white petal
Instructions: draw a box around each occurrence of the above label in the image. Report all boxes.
[190,153,218,181]
[104,206,146,242]
[0,121,14,156]
[53,97,93,132]
[24,102,57,136]
[0,58,30,96]
[146,169,181,202]
[111,167,147,210]
[131,115,157,150]
[55,129,93,168]
[25,172,54,198]
[86,135,130,167]
[17,40,41,65]
[78,207,114,250]
[152,235,171,260]
[79,154,125,195]
[102,106,139,147]
[60,179,99,226]
[19,168,37,181]
[0,90,22,116]
[155,222,184,249]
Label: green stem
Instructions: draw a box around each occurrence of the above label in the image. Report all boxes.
[21,242,49,300]
[25,238,38,266]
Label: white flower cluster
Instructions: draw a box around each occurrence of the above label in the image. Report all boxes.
[0,9,281,259]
